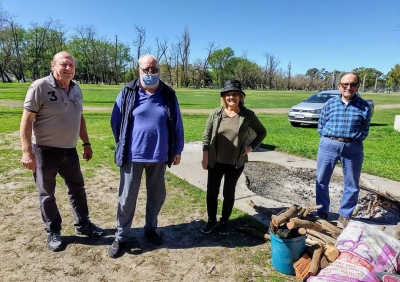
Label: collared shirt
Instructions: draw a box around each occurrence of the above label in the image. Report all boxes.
[317,95,371,141]
[23,73,83,148]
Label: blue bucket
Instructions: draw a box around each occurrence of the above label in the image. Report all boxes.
[270,231,306,275]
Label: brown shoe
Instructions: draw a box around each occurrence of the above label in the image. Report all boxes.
[338,215,350,228]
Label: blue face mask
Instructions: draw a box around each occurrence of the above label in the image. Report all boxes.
[141,73,159,87]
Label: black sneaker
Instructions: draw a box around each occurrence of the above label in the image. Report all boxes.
[75,220,105,237]
[108,240,126,258]
[317,212,329,220]
[200,220,218,234]
[144,229,163,245]
[47,232,63,252]
[219,221,230,235]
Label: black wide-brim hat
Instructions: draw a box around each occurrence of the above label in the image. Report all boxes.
[220,80,246,97]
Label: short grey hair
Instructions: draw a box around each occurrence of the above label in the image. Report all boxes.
[138,54,158,67]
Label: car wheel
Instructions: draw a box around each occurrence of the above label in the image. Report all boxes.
[290,122,301,127]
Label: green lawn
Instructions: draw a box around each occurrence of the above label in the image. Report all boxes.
[1,82,399,181]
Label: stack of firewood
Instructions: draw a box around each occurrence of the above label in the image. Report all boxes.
[245,200,343,281]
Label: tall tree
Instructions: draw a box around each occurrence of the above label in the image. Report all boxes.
[387,64,400,90]
[2,12,26,81]
[132,25,146,74]
[201,42,217,87]
[264,52,280,90]
[25,19,54,80]
[352,67,383,91]
[286,60,292,90]
[209,47,235,86]
[177,26,190,87]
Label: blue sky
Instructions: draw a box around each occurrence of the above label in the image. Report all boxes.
[1,0,399,75]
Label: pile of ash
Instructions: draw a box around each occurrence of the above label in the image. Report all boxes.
[353,192,400,225]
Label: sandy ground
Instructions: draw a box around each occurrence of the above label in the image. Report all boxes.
[0,131,297,282]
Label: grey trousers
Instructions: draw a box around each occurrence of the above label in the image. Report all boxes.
[114,161,166,242]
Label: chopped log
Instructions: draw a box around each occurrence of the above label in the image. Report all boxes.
[306,238,320,245]
[298,228,307,235]
[306,229,336,245]
[269,220,278,235]
[287,218,323,232]
[324,242,340,262]
[271,205,301,227]
[293,253,311,281]
[233,227,270,240]
[247,200,277,217]
[300,205,323,218]
[320,255,330,269]
[297,207,307,218]
[308,242,324,276]
[317,219,342,239]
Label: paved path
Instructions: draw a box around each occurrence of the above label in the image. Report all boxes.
[168,142,400,237]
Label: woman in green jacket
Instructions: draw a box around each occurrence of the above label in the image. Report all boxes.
[201,80,267,235]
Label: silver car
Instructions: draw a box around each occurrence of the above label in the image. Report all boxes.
[288,90,374,127]
[288,90,341,127]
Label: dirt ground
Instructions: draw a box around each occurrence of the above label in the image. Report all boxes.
[1,130,300,282]
[2,101,400,281]
[0,166,277,282]
[2,152,398,282]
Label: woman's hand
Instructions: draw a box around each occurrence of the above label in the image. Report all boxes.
[202,151,209,170]
[242,146,253,156]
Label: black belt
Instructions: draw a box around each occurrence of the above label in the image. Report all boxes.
[326,136,355,143]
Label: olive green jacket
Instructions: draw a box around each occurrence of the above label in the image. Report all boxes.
[202,106,267,168]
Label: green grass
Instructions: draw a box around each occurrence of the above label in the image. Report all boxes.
[3,82,399,109]
[1,83,400,181]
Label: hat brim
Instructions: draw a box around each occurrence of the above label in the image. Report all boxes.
[220,89,246,97]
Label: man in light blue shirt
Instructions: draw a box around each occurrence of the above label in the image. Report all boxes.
[316,72,372,228]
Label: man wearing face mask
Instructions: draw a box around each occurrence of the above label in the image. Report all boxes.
[108,54,184,258]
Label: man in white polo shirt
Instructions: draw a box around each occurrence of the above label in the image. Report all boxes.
[20,51,104,252]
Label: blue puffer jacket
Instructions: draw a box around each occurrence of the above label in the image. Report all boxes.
[111,79,184,167]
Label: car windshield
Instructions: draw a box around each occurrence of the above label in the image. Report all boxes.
[305,93,338,103]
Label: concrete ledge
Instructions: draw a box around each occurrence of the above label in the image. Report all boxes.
[395,115,400,132]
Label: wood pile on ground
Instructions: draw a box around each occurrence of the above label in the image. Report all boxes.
[243,200,345,281]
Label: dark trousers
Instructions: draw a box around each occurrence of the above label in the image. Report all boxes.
[33,145,89,233]
[206,162,244,222]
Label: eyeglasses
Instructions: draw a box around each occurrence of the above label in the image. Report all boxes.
[140,66,159,74]
[339,82,359,88]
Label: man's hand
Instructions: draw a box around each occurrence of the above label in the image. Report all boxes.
[173,154,181,165]
[82,146,93,161]
[21,152,36,172]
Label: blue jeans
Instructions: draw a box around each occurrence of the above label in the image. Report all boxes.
[33,145,89,233]
[206,162,244,222]
[316,137,364,218]
[114,161,166,242]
